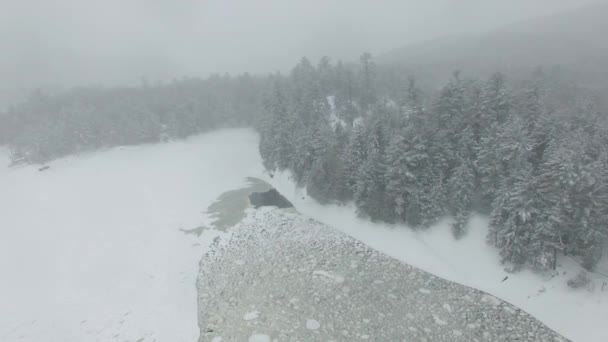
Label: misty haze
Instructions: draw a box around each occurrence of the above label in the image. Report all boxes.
[1,1,607,342]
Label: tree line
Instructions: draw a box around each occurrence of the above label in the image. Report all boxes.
[258,55,608,273]
[0,74,265,163]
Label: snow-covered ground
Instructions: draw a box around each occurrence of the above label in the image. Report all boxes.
[267,171,608,342]
[0,129,264,342]
[1,128,606,342]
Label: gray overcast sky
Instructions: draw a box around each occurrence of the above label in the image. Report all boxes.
[0,0,600,90]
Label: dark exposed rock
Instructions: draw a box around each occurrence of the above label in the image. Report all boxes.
[249,188,293,209]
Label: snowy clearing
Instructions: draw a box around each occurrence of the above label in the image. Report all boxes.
[0,129,264,342]
[268,170,608,342]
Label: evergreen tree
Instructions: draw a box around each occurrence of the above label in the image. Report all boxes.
[537,130,608,270]
[344,123,368,195]
[333,61,359,126]
[404,135,445,228]
[491,162,539,269]
[486,116,532,246]
[385,133,415,222]
[305,118,337,202]
[480,73,510,132]
[448,157,476,238]
[259,81,294,170]
[353,134,390,221]
[359,52,376,112]
[477,123,504,211]
[402,77,426,132]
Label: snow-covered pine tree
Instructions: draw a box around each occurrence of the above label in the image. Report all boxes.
[537,129,608,270]
[306,118,339,203]
[353,144,389,221]
[385,133,415,222]
[477,122,504,212]
[487,116,532,248]
[359,52,376,112]
[353,117,390,221]
[492,161,539,270]
[481,73,510,128]
[259,81,295,171]
[333,61,359,127]
[532,139,573,271]
[400,78,433,145]
[344,123,368,195]
[401,135,445,228]
[475,73,512,209]
[448,159,475,238]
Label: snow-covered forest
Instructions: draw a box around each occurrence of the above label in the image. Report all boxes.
[2,53,607,278]
[259,56,608,275]
[0,74,265,163]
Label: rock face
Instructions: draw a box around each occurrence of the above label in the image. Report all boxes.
[249,189,293,209]
[197,208,570,342]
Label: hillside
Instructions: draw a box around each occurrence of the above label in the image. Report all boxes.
[380,2,608,89]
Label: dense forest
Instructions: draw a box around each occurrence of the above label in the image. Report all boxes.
[258,55,608,273]
[0,74,265,163]
[1,54,607,275]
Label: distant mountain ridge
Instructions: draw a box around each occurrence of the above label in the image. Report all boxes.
[380,2,608,87]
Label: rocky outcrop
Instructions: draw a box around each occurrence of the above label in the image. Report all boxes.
[249,189,293,209]
[197,208,569,342]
